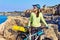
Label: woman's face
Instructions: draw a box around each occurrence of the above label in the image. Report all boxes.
[33,6,38,9]
[33,9,38,14]
[33,6,38,14]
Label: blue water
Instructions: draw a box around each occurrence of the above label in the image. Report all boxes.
[0,16,7,24]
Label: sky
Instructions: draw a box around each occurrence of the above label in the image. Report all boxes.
[0,0,60,12]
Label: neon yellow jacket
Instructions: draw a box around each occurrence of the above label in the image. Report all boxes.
[28,12,48,27]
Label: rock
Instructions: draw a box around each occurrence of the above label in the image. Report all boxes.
[42,24,58,40]
[57,32,60,40]
[8,16,28,26]
[0,16,28,40]
[0,38,6,40]
[0,16,59,40]
[40,27,58,40]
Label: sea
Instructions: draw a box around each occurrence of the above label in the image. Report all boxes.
[0,16,7,24]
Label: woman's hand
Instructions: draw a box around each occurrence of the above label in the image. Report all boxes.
[46,25,51,29]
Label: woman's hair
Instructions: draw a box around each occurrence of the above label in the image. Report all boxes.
[36,9,40,17]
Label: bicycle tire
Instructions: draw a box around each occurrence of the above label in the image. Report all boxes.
[16,35,23,40]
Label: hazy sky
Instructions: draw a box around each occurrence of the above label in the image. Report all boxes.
[0,0,60,12]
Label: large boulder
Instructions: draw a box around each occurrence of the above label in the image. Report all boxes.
[40,24,58,40]
[0,38,6,40]
[0,16,28,40]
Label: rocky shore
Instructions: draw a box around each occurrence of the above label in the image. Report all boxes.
[0,16,60,40]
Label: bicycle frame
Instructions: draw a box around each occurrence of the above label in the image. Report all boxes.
[24,29,44,40]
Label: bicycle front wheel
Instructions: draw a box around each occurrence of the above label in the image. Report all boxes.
[16,35,23,40]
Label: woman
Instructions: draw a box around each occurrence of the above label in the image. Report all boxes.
[28,4,49,40]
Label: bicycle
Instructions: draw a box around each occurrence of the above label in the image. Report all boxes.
[16,27,49,40]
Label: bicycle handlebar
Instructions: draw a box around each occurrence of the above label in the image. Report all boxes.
[41,27,49,29]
